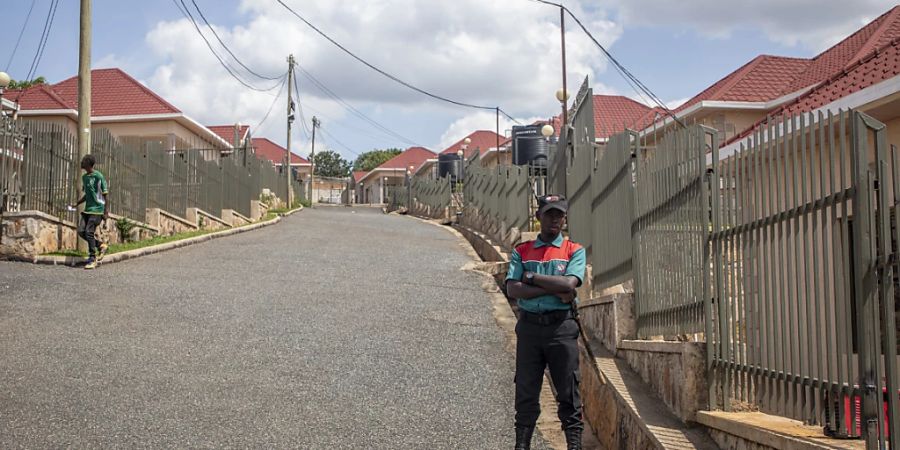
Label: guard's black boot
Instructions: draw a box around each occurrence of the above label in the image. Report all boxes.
[564,427,582,450]
[515,425,534,450]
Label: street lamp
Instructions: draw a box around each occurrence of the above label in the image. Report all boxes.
[0,72,10,117]
[407,164,414,212]
[383,176,388,205]
[541,124,555,139]
[555,88,569,103]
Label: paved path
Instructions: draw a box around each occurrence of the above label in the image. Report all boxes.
[0,207,551,448]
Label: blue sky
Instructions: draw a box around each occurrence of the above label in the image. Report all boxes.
[2,0,895,160]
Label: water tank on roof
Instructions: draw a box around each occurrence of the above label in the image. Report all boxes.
[512,125,549,167]
[438,153,463,181]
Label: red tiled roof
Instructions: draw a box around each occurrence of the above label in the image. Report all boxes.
[207,125,250,145]
[49,68,181,116]
[674,55,812,113]
[728,37,900,145]
[593,95,652,138]
[786,6,900,92]
[352,170,368,183]
[7,84,75,110]
[440,130,505,158]
[376,146,435,172]
[251,138,309,165]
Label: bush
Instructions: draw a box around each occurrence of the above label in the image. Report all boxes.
[116,217,136,243]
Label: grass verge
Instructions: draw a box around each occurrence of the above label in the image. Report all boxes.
[43,208,297,258]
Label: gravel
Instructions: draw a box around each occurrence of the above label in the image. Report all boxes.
[0,206,550,449]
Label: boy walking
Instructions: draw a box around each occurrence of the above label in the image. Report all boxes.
[73,155,109,269]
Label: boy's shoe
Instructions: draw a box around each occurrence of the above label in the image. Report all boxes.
[97,243,109,261]
[84,257,98,270]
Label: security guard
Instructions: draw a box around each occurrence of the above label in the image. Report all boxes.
[506,194,586,450]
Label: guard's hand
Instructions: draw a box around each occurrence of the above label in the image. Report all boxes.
[558,290,576,304]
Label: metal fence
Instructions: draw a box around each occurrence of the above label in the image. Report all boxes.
[1,118,289,228]
[460,153,531,245]
[706,110,900,449]
[591,130,637,290]
[411,176,451,219]
[633,125,715,338]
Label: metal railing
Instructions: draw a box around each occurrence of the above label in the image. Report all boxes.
[707,110,900,449]
[633,125,714,338]
[411,176,450,219]
[591,130,637,290]
[1,118,287,227]
[460,152,530,245]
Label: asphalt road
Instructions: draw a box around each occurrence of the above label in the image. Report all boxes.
[0,206,551,449]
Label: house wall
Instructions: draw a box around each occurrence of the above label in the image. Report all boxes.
[96,120,221,149]
[21,115,78,135]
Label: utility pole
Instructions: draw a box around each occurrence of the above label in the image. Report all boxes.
[560,5,568,129]
[310,116,319,204]
[76,0,92,253]
[285,54,295,208]
[495,107,500,162]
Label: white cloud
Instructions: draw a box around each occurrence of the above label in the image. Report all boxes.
[133,0,620,157]
[605,0,896,52]
[437,111,546,151]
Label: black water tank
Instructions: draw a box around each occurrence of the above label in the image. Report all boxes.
[438,153,462,181]
[512,125,549,167]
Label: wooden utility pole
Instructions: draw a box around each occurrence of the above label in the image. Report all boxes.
[76,0,92,253]
[310,116,319,204]
[285,54,295,208]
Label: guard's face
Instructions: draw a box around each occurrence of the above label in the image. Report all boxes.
[538,209,566,235]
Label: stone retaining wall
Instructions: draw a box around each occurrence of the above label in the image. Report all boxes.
[187,208,230,231]
[147,208,198,236]
[0,211,77,258]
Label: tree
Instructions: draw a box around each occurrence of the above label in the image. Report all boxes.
[314,150,351,178]
[7,76,46,90]
[353,148,402,172]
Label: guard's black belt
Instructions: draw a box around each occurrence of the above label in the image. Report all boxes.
[518,309,574,325]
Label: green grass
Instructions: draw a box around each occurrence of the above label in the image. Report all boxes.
[43,208,294,258]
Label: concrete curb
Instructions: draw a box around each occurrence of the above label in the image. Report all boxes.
[29,206,304,267]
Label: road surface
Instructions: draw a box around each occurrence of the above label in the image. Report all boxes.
[0,206,552,449]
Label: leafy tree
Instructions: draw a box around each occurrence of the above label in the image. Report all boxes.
[353,148,402,172]
[313,150,351,177]
[7,76,46,90]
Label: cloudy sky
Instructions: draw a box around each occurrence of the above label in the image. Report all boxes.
[2,0,896,160]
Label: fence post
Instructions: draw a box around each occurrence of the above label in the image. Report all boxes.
[850,111,880,447]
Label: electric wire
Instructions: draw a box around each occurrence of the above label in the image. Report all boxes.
[254,75,288,131]
[173,0,283,92]
[528,0,685,127]
[295,64,422,147]
[6,0,37,72]
[274,0,521,125]
[25,0,59,82]
[189,0,283,81]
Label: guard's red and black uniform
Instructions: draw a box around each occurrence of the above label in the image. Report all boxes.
[506,233,587,438]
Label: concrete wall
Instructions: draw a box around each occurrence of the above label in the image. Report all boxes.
[186,208,230,231]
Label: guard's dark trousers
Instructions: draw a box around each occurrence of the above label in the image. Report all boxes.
[77,213,103,256]
[515,311,583,435]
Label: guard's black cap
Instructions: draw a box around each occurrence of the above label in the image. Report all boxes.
[537,194,568,216]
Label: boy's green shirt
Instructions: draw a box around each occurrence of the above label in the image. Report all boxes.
[82,170,108,215]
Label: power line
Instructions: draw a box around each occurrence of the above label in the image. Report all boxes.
[296,64,422,147]
[188,0,282,81]
[528,0,684,127]
[274,0,521,125]
[291,72,312,139]
[319,126,361,157]
[25,0,59,81]
[254,76,288,131]
[172,0,283,92]
[6,0,36,72]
